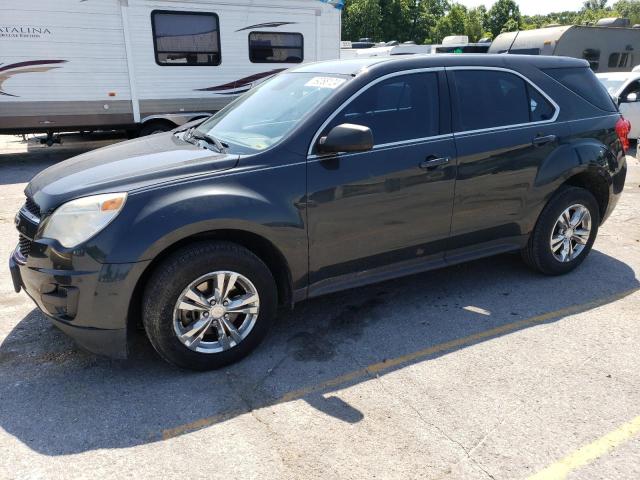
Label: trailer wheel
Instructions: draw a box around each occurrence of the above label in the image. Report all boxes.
[139,120,176,137]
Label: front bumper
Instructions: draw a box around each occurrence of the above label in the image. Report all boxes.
[9,244,150,359]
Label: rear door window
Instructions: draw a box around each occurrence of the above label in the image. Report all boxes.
[450,70,531,132]
[327,72,440,145]
[528,84,555,121]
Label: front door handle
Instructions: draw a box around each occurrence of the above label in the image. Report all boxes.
[419,156,450,170]
[532,134,557,146]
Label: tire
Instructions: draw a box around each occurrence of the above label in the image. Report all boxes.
[522,186,600,275]
[139,121,175,137]
[142,241,277,370]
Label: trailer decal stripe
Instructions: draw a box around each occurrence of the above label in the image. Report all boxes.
[236,22,297,32]
[196,68,286,92]
[0,59,66,74]
[0,60,67,97]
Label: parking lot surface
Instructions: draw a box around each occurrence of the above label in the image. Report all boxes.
[1,134,639,479]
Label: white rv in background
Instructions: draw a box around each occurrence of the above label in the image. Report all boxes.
[489,21,640,73]
[0,0,342,137]
[340,36,490,60]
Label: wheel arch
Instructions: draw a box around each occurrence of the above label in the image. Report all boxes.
[127,229,295,335]
[534,140,615,223]
[561,170,610,222]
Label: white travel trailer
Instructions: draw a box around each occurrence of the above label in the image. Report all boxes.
[489,23,640,74]
[0,0,342,137]
[339,36,490,60]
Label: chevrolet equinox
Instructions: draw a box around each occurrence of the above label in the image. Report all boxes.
[10,55,628,370]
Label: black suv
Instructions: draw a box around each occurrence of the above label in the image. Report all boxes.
[10,55,628,370]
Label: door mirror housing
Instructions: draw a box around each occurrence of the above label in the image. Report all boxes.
[626,92,639,103]
[316,123,373,154]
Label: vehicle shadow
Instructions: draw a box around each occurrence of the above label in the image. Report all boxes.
[0,250,637,455]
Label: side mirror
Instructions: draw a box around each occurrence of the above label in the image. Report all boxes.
[316,123,373,154]
[626,92,639,103]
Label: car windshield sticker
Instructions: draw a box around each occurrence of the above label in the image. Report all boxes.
[305,76,346,89]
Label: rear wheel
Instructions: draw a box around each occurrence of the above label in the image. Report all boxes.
[142,242,277,370]
[522,187,600,275]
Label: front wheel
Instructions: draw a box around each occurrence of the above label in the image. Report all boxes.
[522,186,600,275]
[142,242,277,370]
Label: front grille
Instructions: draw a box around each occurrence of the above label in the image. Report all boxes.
[17,197,40,259]
[18,234,32,258]
[24,197,41,219]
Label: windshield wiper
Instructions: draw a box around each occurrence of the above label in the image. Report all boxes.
[186,127,228,153]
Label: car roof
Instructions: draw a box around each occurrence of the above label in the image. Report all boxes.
[289,54,589,76]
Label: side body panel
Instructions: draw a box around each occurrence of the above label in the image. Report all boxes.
[447,121,572,255]
[92,153,310,294]
[445,64,625,261]
[306,137,457,296]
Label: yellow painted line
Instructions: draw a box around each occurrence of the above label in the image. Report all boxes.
[161,287,639,441]
[528,415,640,480]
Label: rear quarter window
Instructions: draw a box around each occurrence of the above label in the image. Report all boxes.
[542,67,617,112]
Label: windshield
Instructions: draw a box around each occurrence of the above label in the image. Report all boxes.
[195,72,350,154]
[598,77,625,95]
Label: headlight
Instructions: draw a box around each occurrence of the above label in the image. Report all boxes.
[41,193,127,248]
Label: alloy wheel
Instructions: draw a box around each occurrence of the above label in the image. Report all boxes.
[173,271,260,353]
[549,204,592,263]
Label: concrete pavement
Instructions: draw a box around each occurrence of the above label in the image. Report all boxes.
[1,135,639,479]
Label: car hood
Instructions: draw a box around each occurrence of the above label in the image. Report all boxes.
[26,133,239,212]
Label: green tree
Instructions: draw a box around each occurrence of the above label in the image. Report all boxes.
[342,0,383,41]
[379,0,412,41]
[487,0,521,37]
[583,0,608,9]
[501,18,520,32]
[614,0,640,23]
[434,3,467,42]
[406,0,450,44]
[579,6,617,23]
[464,6,486,41]
[447,3,468,35]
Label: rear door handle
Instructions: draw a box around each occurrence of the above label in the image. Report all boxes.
[532,134,557,146]
[419,157,450,170]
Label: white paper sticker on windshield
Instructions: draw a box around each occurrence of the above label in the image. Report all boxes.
[305,76,346,89]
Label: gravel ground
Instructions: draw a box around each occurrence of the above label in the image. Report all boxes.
[1,133,639,480]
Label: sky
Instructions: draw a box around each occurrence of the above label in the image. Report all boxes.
[457,0,585,16]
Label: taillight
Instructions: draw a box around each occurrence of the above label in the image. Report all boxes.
[615,116,631,153]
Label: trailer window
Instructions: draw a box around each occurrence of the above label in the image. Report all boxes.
[582,49,600,72]
[608,52,633,69]
[509,48,540,55]
[152,11,221,66]
[249,32,303,63]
